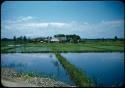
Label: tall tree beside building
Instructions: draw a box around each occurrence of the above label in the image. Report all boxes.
[66,34,81,43]
[114,36,118,40]
[23,36,27,41]
[13,36,16,41]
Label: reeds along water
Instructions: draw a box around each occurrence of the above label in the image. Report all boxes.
[55,53,95,87]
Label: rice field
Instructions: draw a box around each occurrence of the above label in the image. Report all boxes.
[1,40,124,53]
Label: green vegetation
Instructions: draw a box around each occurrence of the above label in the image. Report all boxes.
[55,53,95,87]
[1,35,124,53]
[1,40,124,53]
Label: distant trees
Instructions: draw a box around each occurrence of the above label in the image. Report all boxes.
[17,36,23,41]
[23,36,27,41]
[13,36,16,41]
[47,36,52,43]
[2,35,124,44]
[1,38,10,41]
[114,36,118,40]
[54,34,65,37]
[11,36,29,44]
[13,36,16,46]
[13,36,28,41]
[66,34,80,43]
[54,34,66,43]
[54,34,81,43]
[2,34,81,43]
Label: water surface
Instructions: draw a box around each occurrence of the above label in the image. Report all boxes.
[1,53,74,85]
[61,52,124,87]
[1,53,124,87]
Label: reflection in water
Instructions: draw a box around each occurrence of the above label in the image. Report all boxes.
[49,54,53,58]
[2,62,26,68]
[1,53,74,85]
[51,60,60,77]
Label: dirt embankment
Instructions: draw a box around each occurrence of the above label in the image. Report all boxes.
[1,68,74,87]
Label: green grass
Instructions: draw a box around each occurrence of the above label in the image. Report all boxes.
[21,46,51,53]
[55,53,95,87]
[1,40,124,53]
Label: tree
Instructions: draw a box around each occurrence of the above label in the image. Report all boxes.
[114,36,118,40]
[66,34,81,43]
[17,36,23,41]
[47,36,51,43]
[27,37,31,42]
[23,36,27,41]
[13,36,16,41]
[1,38,8,41]
[54,34,65,37]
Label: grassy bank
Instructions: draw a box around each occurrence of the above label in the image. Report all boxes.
[1,40,124,53]
[55,53,95,87]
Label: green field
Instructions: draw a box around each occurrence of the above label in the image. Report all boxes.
[1,40,124,53]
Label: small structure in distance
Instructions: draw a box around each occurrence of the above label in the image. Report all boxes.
[50,37,59,42]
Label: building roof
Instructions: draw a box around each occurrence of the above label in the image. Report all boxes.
[51,38,59,42]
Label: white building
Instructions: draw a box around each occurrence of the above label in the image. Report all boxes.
[50,38,59,42]
[54,36,67,42]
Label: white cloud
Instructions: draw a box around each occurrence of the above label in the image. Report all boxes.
[1,16,124,38]
[25,22,68,28]
[17,16,33,22]
[49,22,68,27]
[26,22,49,28]
[101,20,123,24]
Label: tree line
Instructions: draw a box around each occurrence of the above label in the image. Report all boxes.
[1,35,124,43]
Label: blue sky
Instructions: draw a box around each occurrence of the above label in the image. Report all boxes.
[1,1,124,38]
